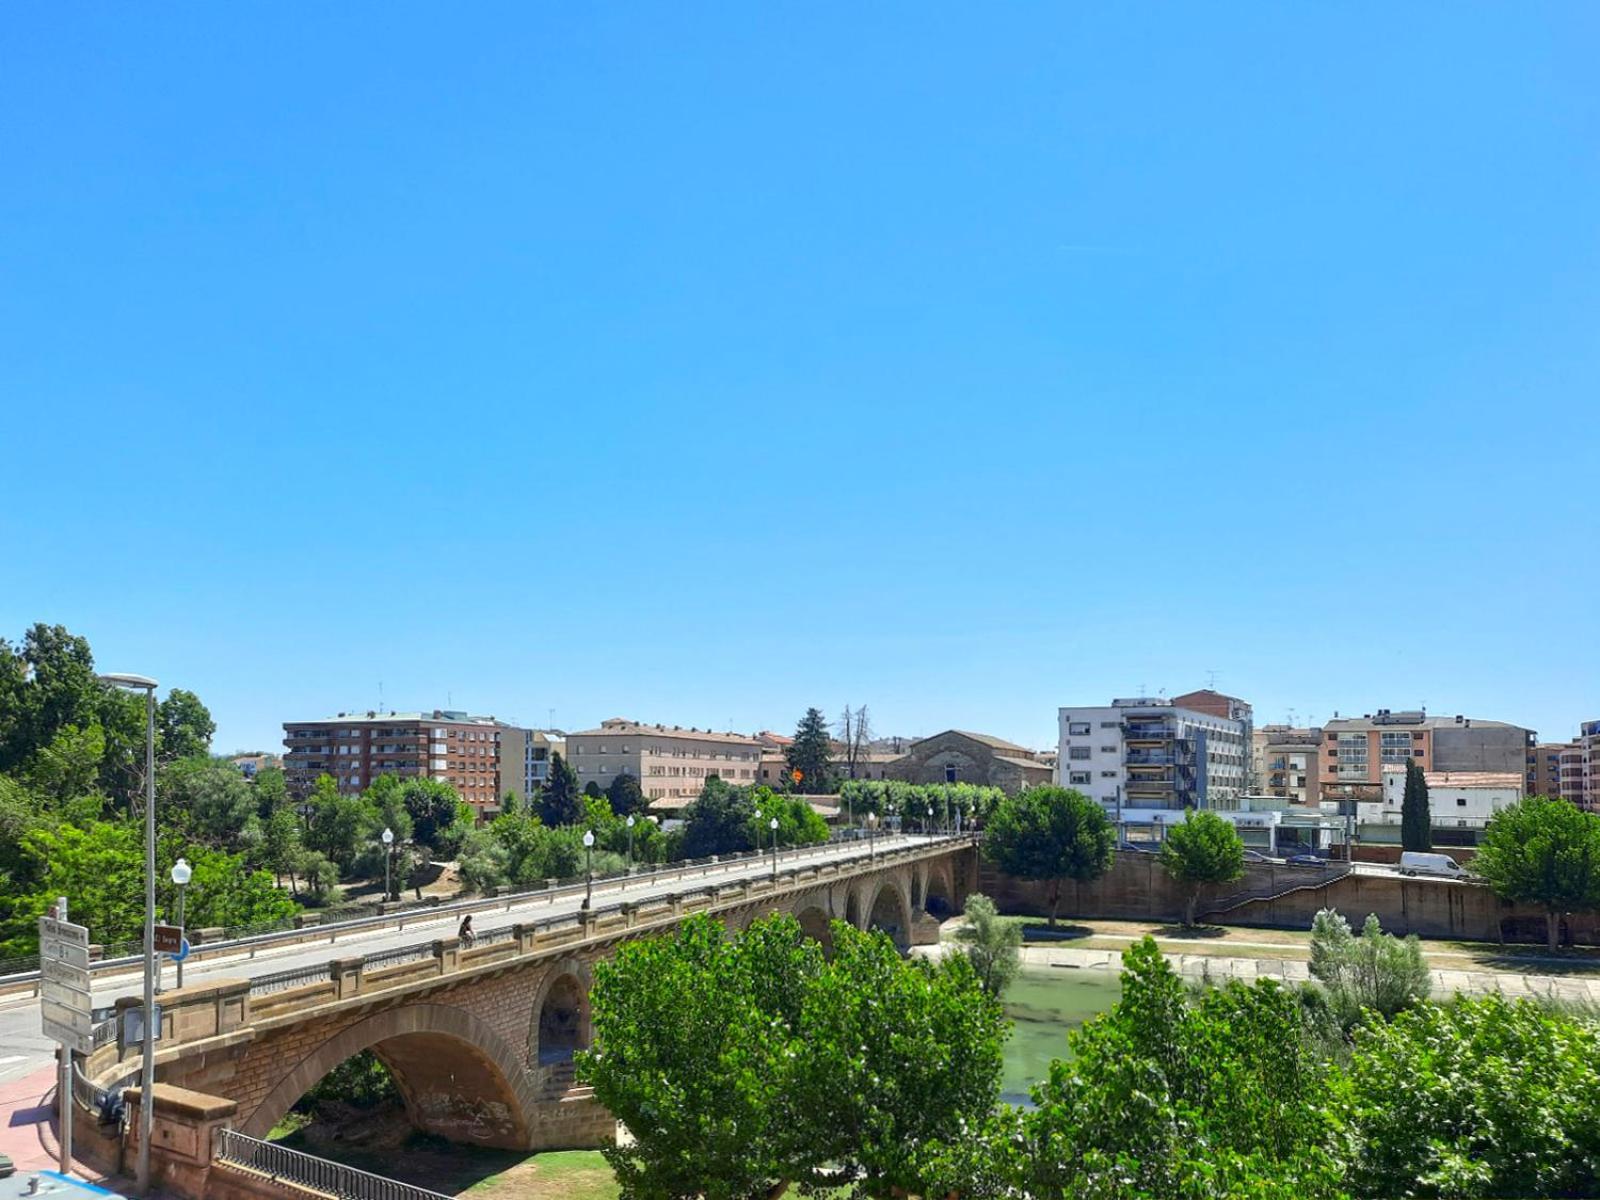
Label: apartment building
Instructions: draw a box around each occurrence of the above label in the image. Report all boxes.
[525,731,565,794]
[1528,741,1578,800]
[565,718,764,802]
[1056,696,1252,825]
[1252,725,1323,807]
[282,710,534,817]
[1320,710,1534,803]
[1581,719,1600,811]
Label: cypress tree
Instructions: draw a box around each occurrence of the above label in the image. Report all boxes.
[785,707,837,794]
[1401,759,1432,851]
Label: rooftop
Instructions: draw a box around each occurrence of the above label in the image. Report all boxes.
[285,710,506,727]
[914,729,1036,756]
[1324,711,1528,733]
[570,718,763,746]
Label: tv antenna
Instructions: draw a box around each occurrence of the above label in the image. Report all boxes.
[1206,669,1218,690]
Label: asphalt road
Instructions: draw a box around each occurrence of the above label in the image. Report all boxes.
[0,833,936,1086]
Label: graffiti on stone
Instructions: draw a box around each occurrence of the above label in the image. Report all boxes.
[414,1092,515,1141]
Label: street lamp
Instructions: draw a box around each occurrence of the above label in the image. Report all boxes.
[169,858,191,989]
[867,811,878,859]
[769,816,779,881]
[581,829,595,910]
[381,827,394,901]
[927,805,934,836]
[98,671,158,1197]
[625,814,636,872]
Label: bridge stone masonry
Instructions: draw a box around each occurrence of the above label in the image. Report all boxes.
[74,836,975,1198]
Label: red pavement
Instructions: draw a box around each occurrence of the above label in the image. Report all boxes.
[0,1066,59,1176]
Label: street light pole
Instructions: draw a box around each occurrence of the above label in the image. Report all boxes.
[170,858,191,989]
[626,814,635,872]
[99,672,159,1196]
[581,829,595,910]
[381,827,394,902]
[867,811,877,860]
[769,816,779,882]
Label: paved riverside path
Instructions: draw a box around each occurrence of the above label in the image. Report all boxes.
[0,833,938,1088]
[951,943,1600,1003]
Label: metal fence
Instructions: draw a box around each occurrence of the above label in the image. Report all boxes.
[215,1128,453,1200]
[361,943,436,971]
[250,962,332,995]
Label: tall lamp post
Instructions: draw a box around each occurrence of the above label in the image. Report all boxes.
[98,671,158,1196]
[581,829,595,910]
[867,810,878,860]
[170,858,191,989]
[625,814,636,872]
[381,827,394,902]
[769,816,779,881]
[927,805,934,837]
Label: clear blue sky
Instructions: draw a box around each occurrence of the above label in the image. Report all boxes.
[3,5,1596,755]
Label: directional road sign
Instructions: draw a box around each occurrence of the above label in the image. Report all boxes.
[40,914,95,1055]
[153,924,183,954]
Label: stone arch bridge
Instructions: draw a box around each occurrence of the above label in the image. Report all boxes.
[82,837,974,1185]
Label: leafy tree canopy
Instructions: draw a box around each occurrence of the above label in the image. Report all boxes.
[1158,809,1246,926]
[539,752,584,828]
[785,706,836,794]
[1474,795,1600,950]
[984,786,1115,925]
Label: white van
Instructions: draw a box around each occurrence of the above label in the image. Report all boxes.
[1399,851,1470,879]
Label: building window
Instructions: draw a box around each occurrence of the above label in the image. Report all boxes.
[1069,722,1091,736]
[945,765,958,783]
[1069,747,1091,760]
[1457,797,1467,807]
[1101,770,1118,777]
[1070,771,1091,785]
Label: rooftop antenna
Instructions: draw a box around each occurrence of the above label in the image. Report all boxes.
[547,707,555,730]
[378,681,384,714]
[447,690,453,709]
[1206,669,1218,690]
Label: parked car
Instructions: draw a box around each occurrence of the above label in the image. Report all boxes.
[1241,849,1270,863]
[1285,853,1327,868]
[1118,840,1156,854]
[1399,851,1470,878]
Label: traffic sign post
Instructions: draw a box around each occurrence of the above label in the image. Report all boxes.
[40,901,90,1178]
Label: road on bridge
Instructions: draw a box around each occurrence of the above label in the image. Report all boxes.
[0,833,942,1087]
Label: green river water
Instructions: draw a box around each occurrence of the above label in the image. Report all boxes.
[1000,966,1122,1105]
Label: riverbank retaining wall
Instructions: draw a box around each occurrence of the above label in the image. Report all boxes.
[980,855,1600,945]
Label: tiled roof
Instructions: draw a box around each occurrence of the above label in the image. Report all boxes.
[569,720,762,746]
[916,729,1036,755]
[994,754,1052,772]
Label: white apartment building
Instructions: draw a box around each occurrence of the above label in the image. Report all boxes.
[565,718,763,802]
[1057,697,1251,829]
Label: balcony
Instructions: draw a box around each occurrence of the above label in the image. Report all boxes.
[1124,724,1177,741]
[1126,751,1175,766]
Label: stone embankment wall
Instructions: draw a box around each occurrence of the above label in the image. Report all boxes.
[979,856,1600,945]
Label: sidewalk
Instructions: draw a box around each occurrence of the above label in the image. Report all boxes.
[0,1067,126,1198]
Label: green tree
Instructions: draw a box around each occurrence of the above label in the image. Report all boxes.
[160,757,258,847]
[1308,908,1431,1027]
[261,806,302,888]
[953,893,1021,997]
[295,849,340,901]
[1401,758,1432,851]
[252,766,289,819]
[748,786,830,850]
[785,706,836,794]
[0,624,99,775]
[1473,795,1600,951]
[984,786,1115,925]
[1346,993,1600,1198]
[156,688,215,761]
[539,752,584,828]
[679,776,756,858]
[605,772,645,817]
[1158,809,1245,926]
[303,775,379,871]
[23,722,106,808]
[1017,938,1344,1199]
[578,912,1006,1200]
[458,827,511,893]
[398,778,471,855]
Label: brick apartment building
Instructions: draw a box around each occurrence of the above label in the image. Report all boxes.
[282,710,537,818]
[1320,709,1534,803]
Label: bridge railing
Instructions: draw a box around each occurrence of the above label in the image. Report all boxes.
[244,834,973,1001]
[0,831,947,996]
[215,1128,452,1200]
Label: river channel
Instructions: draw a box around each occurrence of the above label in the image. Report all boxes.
[1000,965,1121,1106]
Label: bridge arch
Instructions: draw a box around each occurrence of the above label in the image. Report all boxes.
[792,898,834,954]
[922,859,957,919]
[532,959,593,1066]
[241,1003,537,1150]
[864,877,914,950]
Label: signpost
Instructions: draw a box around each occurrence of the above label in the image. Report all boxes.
[40,903,91,1177]
[152,924,182,955]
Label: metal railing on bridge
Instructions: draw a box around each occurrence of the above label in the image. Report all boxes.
[215,1128,452,1200]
